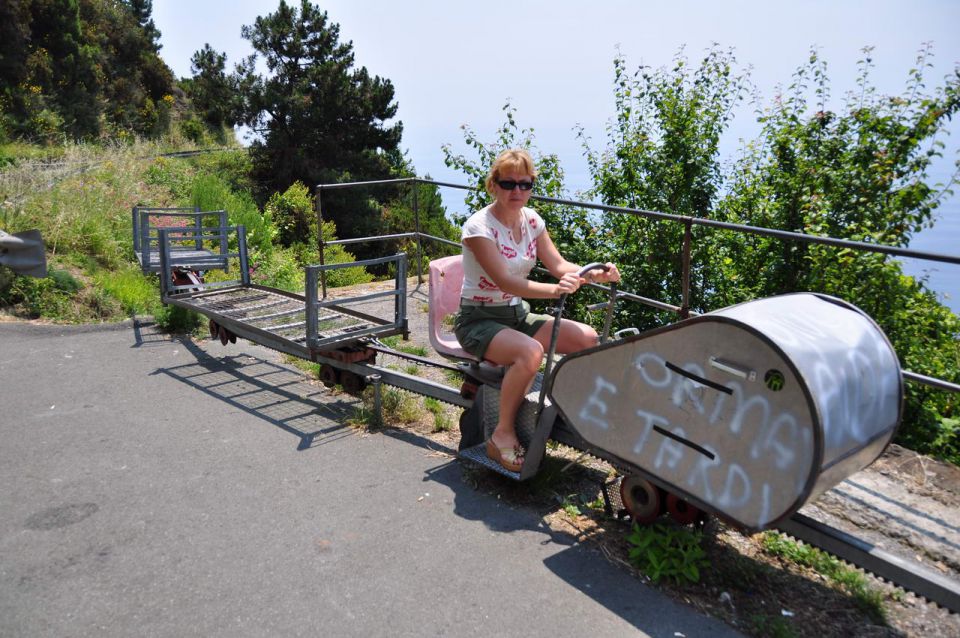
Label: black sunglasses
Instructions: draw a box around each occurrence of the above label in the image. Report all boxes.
[497,179,534,191]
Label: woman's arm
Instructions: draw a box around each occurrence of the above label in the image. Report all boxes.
[464,237,578,299]
[536,230,622,284]
[536,230,580,279]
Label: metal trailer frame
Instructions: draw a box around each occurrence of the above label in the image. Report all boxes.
[133,205,228,274]
[155,225,468,407]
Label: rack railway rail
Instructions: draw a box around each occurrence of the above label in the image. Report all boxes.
[140,198,959,613]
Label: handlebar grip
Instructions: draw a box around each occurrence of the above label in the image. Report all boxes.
[577,262,610,278]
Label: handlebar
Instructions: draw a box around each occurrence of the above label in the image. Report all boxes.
[577,262,610,278]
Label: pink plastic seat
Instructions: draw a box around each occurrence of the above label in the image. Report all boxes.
[428,255,476,361]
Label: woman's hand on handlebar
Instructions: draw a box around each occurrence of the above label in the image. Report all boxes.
[578,262,621,284]
[555,271,583,296]
[590,262,620,284]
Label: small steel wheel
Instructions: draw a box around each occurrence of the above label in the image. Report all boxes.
[666,492,703,525]
[228,331,237,344]
[619,475,663,524]
[340,371,367,396]
[209,319,218,339]
[218,325,229,346]
[319,364,340,388]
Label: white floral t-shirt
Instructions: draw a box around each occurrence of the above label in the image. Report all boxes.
[460,205,545,303]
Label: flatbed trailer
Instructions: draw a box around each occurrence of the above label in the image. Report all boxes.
[155,225,467,405]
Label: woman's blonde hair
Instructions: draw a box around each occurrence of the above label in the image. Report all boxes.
[484,148,538,194]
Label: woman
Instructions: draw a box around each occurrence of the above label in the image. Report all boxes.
[454,149,620,472]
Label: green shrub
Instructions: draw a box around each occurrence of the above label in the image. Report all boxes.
[625,521,709,584]
[266,181,316,247]
[190,172,276,253]
[154,303,203,333]
[0,268,82,320]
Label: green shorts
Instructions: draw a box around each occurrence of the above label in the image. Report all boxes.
[453,300,551,361]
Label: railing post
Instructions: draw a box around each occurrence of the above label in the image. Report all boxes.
[397,253,408,336]
[193,210,202,251]
[413,179,423,284]
[238,225,250,285]
[157,228,170,298]
[315,187,327,299]
[305,266,318,347]
[680,218,692,320]
[132,206,140,252]
[370,374,383,428]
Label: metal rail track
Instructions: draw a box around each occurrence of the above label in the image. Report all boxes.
[778,512,960,612]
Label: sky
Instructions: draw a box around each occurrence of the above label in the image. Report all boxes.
[152,0,960,308]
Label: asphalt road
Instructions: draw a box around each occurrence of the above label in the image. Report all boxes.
[0,320,741,637]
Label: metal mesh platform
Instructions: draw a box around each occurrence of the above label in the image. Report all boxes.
[459,443,521,480]
[183,286,374,344]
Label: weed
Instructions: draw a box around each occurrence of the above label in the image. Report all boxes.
[625,521,709,584]
[377,387,421,423]
[379,335,428,357]
[0,266,84,320]
[761,532,887,622]
[403,363,420,376]
[442,368,463,386]
[584,495,606,511]
[396,343,428,357]
[346,404,375,429]
[748,613,797,638]
[94,266,157,315]
[561,494,582,518]
[424,397,453,432]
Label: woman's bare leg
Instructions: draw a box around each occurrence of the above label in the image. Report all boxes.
[482,328,544,452]
[533,318,598,354]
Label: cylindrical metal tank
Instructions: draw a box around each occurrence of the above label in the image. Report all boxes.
[550,293,903,530]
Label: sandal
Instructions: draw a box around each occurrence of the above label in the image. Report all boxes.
[486,438,524,472]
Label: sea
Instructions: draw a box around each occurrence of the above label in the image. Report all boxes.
[899,198,960,316]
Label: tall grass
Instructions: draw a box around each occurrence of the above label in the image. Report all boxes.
[189,172,276,253]
[1,140,373,322]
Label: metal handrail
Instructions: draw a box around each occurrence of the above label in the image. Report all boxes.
[315,177,959,393]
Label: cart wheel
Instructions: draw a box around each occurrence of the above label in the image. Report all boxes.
[209,319,219,339]
[218,325,229,346]
[620,475,662,524]
[666,492,703,525]
[340,371,367,396]
[319,364,339,388]
[228,332,237,344]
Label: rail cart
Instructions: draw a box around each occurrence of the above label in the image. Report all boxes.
[144,214,960,611]
[153,220,901,527]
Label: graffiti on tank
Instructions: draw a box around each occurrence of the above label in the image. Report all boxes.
[744,309,897,454]
[577,351,813,525]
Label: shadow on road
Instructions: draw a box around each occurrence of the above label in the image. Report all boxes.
[148,329,359,450]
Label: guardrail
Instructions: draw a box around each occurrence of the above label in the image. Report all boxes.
[316,176,960,395]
